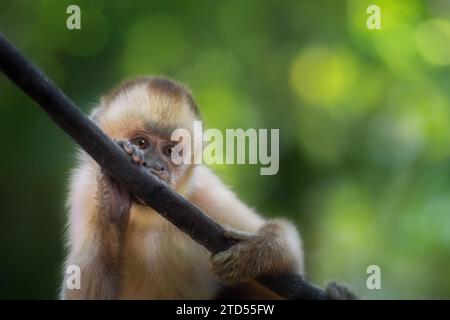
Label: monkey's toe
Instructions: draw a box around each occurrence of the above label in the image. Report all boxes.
[325,282,358,300]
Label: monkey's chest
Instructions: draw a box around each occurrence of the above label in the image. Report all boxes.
[120,226,220,299]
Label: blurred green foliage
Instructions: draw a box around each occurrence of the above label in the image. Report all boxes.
[0,0,450,299]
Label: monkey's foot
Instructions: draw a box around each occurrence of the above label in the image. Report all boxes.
[210,220,302,286]
[325,282,358,300]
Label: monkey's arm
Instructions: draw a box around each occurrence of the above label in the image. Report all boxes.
[61,162,131,299]
[188,166,265,232]
[188,166,303,286]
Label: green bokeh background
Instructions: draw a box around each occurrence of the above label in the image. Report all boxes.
[1,0,450,299]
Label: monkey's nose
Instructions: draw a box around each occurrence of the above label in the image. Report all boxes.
[148,162,165,172]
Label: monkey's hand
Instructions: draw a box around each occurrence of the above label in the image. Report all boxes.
[95,139,145,231]
[116,139,146,165]
[211,219,303,287]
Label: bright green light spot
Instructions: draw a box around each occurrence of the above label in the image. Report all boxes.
[416,19,450,66]
[290,46,358,108]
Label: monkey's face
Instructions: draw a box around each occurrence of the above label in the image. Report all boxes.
[93,77,200,191]
[128,131,192,189]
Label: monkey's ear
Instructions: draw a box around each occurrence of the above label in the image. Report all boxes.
[325,282,358,300]
[90,102,106,122]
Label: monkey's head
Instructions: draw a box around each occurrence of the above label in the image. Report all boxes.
[92,76,201,190]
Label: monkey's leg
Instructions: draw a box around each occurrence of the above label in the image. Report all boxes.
[211,218,303,287]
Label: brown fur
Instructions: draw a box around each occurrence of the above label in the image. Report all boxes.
[61,77,303,299]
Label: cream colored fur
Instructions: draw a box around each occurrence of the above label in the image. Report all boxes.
[61,77,303,299]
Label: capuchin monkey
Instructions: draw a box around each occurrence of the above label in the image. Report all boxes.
[60,76,353,300]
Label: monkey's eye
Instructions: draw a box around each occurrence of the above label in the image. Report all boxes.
[131,136,149,150]
[162,143,176,157]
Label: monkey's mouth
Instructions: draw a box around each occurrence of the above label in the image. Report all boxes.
[149,169,170,185]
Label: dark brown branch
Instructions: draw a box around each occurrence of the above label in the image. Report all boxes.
[0,32,329,299]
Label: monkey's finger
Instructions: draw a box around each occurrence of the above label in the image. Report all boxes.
[116,139,145,165]
[117,139,134,154]
[131,147,145,165]
[211,250,234,265]
[211,245,249,274]
[210,258,251,287]
[223,229,255,242]
[210,261,238,284]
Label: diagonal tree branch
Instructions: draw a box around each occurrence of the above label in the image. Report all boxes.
[0,32,332,299]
